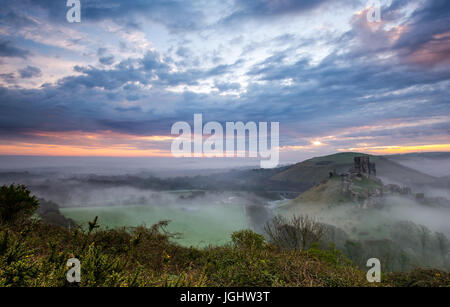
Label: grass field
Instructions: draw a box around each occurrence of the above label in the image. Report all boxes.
[61,203,249,247]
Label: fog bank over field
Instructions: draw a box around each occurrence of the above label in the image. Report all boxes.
[0,156,262,177]
[277,194,450,272]
[381,154,450,199]
[281,195,450,238]
[386,196,450,236]
[388,156,450,178]
[0,157,275,246]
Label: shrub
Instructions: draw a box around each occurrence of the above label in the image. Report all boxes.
[0,184,39,224]
[231,230,266,250]
[385,269,450,287]
[0,229,38,286]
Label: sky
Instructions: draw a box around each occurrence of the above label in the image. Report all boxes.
[0,0,449,165]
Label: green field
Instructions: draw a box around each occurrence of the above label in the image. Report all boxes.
[61,203,249,247]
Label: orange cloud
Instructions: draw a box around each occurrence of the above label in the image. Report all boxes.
[0,143,171,157]
[27,130,175,143]
[338,144,450,155]
[0,130,175,157]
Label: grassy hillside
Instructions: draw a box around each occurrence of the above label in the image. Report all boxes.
[285,176,381,204]
[271,152,437,188]
[290,177,351,205]
[272,153,363,185]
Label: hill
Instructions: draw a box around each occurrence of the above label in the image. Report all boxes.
[288,176,383,206]
[289,177,350,205]
[270,152,438,189]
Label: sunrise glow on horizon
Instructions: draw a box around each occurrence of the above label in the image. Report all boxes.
[0,0,448,163]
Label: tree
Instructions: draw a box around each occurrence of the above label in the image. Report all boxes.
[418,225,431,260]
[0,184,39,224]
[436,232,450,268]
[264,215,327,251]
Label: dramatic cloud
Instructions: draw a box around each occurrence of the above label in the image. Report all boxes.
[0,0,449,161]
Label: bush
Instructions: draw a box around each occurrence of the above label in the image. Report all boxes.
[0,185,39,224]
[385,269,450,287]
[0,228,39,286]
[231,230,266,250]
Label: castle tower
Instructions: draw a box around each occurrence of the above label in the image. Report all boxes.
[353,156,376,177]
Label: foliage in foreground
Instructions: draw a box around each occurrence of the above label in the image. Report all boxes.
[0,220,367,287]
[0,184,449,287]
[1,219,449,287]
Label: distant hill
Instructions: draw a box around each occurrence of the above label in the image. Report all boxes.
[270,152,438,189]
[293,176,383,204]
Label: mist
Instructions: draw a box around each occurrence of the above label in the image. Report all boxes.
[277,194,450,271]
[0,157,277,247]
[0,156,261,177]
[392,157,450,178]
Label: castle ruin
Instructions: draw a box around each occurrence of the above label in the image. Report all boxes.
[353,156,376,177]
